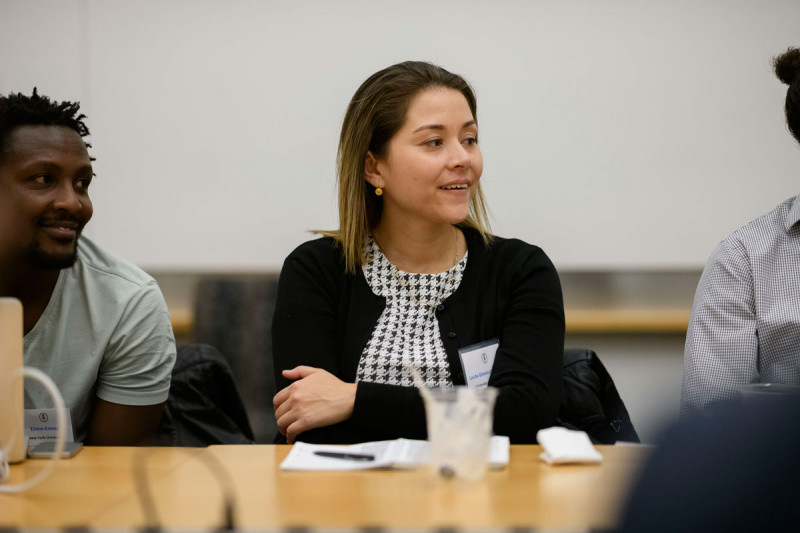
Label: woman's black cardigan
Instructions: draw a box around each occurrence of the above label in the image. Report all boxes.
[272,227,564,444]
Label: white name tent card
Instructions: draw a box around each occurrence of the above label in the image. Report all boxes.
[24,408,74,444]
[458,338,499,389]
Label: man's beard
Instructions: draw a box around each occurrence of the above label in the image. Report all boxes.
[24,236,81,270]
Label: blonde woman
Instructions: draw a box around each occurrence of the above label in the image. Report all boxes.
[272,61,564,444]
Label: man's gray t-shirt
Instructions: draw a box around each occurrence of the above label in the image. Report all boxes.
[23,236,176,442]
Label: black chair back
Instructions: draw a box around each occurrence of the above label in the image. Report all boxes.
[156,343,255,446]
[559,348,640,444]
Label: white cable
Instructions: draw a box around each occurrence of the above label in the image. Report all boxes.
[0,449,9,483]
[0,367,67,493]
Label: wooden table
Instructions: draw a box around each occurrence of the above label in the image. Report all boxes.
[1,444,651,530]
[0,446,204,528]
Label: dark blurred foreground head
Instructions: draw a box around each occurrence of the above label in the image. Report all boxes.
[620,392,800,533]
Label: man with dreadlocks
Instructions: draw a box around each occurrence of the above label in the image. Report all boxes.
[0,89,176,445]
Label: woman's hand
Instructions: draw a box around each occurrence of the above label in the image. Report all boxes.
[273,366,357,443]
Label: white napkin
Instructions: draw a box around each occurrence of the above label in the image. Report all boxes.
[537,426,603,465]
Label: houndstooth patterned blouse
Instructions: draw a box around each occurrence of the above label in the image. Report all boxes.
[356,236,467,388]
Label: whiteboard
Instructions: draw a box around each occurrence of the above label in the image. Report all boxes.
[2,0,799,271]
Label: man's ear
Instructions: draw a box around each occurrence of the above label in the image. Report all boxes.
[364,151,384,189]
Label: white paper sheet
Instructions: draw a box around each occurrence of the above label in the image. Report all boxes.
[280,435,510,471]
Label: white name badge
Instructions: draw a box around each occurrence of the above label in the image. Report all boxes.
[458,338,499,389]
[24,408,74,444]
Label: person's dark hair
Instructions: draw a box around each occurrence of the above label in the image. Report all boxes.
[0,88,93,160]
[773,47,800,144]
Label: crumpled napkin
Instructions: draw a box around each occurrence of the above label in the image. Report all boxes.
[537,426,603,465]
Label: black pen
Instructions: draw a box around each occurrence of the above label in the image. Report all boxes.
[313,451,375,461]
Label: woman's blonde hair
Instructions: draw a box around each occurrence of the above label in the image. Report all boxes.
[318,61,492,274]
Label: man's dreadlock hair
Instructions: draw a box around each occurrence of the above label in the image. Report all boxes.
[0,88,93,160]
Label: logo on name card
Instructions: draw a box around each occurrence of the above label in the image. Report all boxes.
[481,352,488,364]
[39,412,49,423]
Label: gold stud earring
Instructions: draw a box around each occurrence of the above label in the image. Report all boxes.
[375,187,383,196]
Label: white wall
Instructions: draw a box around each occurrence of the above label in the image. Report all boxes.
[2,0,799,271]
